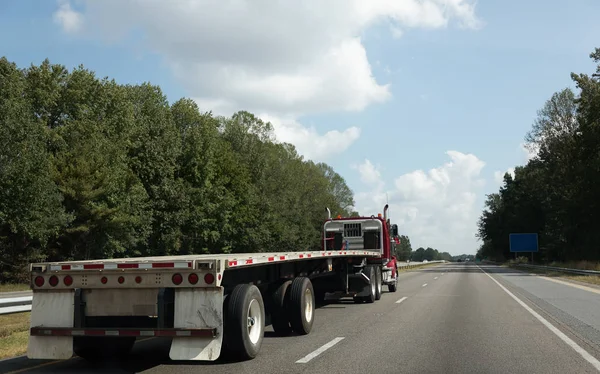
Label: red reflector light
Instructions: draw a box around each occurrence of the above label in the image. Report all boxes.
[172,273,183,285]
[188,273,198,285]
[153,262,175,268]
[49,275,59,287]
[101,276,108,284]
[84,264,104,270]
[34,276,44,287]
[118,263,139,269]
[204,273,215,285]
[118,276,125,284]
[135,276,142,284]
[64,275,73,286]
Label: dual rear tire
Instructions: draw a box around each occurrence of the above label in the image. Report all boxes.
[354,265,380,303]
[270,277,315,336]
[222,277,315,360]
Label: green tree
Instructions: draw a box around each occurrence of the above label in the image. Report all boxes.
[477,48,600,263]
[0,57,364,283]
[0,58,69,281]
[396,235,413,261]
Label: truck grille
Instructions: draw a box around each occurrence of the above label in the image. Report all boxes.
[343,223,362,238]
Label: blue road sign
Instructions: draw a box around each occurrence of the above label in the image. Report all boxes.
[509,233,539,253]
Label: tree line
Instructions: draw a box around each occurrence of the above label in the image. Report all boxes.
[0,58,358,283]
[476,48,600,263]
[394,235,453,262]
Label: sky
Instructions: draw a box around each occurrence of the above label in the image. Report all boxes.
[1,0,599,255]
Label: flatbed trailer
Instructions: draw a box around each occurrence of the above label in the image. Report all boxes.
[26,248,384,362]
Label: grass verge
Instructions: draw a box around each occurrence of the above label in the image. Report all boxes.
[0,312,30,359]
[509,265,600,287]
[0,283,30,293]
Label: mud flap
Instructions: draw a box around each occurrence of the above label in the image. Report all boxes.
[169,288,224,361]
[27,291,75,360]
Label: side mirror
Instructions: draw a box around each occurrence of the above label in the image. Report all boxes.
[391,224,398,237]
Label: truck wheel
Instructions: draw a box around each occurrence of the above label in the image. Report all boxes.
[73,336,135,361]
[388,274,398,292]
[287,277,315,335]
[223,284,265,360]
[364,266,376,303]
[270,280,292,336]
[375,266,382,301]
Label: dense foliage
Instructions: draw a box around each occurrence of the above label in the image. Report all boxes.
[0,58,358,282]
[477,48,600,263]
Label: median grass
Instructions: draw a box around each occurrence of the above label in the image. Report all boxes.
[0,312,30,359]
[0,283,30,293]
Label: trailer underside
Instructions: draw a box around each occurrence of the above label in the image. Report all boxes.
[26,250,395,362]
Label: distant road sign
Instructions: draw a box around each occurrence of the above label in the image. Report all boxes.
[509,233,539,253]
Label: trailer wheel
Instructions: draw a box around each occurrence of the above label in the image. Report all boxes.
[270,280,292,336]
[375,266,382,300]
[388,273,398,292]
[73,336,135,361]
[223,284,265,360]
[287,277,315,335]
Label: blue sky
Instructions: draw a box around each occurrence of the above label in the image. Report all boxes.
[2,0,599,255]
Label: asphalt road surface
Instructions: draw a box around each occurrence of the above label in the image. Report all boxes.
[3,263,600,374]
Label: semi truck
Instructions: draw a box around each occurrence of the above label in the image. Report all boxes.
[26,205,399,362]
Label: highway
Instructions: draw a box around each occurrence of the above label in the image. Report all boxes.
[3,263,600,373]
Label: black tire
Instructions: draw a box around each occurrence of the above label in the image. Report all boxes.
[363,266,376,303]
[73,336,135,361]
[388,273,398,292]
[287,277,315,335]
[270,280,292,336]
[375,266,382,301]
[223,284,265,360]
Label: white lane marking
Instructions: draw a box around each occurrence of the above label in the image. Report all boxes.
[395,296,408,304]
[477,265,600,371]
[441,273,445,276]
[296,337,345,364]
[539,276,600,295]
[422,283,428,287]
[434,277,439,280]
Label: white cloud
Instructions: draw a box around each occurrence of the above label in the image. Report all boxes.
[258,114,361,161]
[354,151,486,255]
[52,0,482,160]
[53,0,83,33]
[352,159,385,190]
[390,25,404,39]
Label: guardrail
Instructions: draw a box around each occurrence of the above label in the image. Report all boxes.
[515,263,600,276]
[398,260,445,269]
[0,296,32,315]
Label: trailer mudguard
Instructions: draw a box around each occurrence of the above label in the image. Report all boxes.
[169,287,224,361]
[27,291,75,359]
